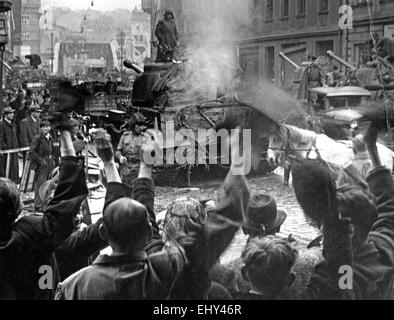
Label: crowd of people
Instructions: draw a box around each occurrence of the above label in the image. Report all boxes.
[0,87,53,183]
[0,87,90,212]
[0,108,393,299]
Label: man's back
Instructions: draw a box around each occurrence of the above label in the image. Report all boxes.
[55,248,184,300]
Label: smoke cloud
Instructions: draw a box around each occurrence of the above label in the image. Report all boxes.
[171,0,250,100]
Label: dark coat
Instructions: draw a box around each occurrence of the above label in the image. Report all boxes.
[30,133,54,171]
[30,133,56,209]
[0,156,88,300]
[20,116,40,148]
[155,18,179,61]
[155,19,178,50]
[56,219,107,281]
[15,107,29,131]
[0,120,19,182]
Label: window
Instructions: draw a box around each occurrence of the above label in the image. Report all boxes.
[22,32,31,40]
[251,0,260,24]
[265,47,275,81]
[320,0,329,13]
[266,0,273,21]
[282,0,289,18]
[22,15,30,25]
[297,0,306,16]
[316,40,333,56]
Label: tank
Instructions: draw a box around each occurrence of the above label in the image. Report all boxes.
[125,60,283,185]
[326,50,394,91]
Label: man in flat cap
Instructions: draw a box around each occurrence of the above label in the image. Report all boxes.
[0,107,19,183]
[20,105,42,148]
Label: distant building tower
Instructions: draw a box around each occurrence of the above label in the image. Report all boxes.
[14,0,41,58]
[130,7,151,66]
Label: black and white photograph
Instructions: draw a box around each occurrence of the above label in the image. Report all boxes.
[1,0,394,305]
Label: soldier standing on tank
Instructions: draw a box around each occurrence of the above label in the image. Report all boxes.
[155,10,179,62]
[115,116,145,186]
[306,55,326,108]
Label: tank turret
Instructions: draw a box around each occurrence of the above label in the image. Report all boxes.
[327,50,394,91]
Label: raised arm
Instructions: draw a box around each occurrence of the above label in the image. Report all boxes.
[95,129,131,212]
[37,128,88,251]
[169,128,251,300]
[134,130,162,246]
[364,124,394,240]
[95,128,162,252]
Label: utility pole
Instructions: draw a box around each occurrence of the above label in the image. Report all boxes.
[0,44,4,94]
[50,32,54,73]
[118,30,125,72]
[121,33,124,73]
[117,30,126,83]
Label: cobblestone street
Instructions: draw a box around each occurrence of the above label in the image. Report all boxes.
[155,172,320,263]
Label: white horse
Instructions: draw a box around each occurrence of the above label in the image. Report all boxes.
[267,124,394,184]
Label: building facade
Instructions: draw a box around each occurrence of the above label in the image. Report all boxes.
[345,0,394,67]
[129,8,151,66]
[9,0,22,53]
[16,0,41,56]
[238,0,342,88]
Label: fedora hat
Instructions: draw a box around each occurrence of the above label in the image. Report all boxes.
[244,194,287,235]
[2,106,15,115]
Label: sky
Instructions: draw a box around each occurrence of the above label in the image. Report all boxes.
[41,0,142,11]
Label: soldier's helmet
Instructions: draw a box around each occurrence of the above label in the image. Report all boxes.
[164,10,175,19]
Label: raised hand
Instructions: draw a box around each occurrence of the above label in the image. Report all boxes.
[94,129,114,164]
[362,123,382,168]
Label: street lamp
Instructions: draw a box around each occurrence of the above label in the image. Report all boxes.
[0,1,12,96]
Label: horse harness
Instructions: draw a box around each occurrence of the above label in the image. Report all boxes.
[277,126,323,163]
[274,128,350,179]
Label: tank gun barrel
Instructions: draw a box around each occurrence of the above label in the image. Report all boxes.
[279,52,300,70]
[2,61,11,71]
[123,59,144,74]
[326,50,357,71]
